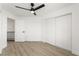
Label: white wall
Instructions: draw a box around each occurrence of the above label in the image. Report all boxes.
[42,4,79,55]
[42,18,56,45]
[7,18,15,32]
[0,5,16,53]
[15,17,42,42]
[0,12,7,53]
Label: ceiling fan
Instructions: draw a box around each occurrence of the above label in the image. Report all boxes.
[15,3,45,16]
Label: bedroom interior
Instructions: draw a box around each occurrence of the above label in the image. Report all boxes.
[0,3,79,56]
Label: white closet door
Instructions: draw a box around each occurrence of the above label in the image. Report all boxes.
[56,14,72,51]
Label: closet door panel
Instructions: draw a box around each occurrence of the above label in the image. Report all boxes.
[56,14,72,51]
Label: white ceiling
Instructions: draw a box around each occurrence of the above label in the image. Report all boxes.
[1,3,74,17]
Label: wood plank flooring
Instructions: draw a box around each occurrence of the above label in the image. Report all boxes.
[0,41,76,56]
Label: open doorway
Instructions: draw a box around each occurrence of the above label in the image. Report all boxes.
[7,18,15,42]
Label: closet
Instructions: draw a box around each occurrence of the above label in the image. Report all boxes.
[55,14,72,51]
[46,13,72,51]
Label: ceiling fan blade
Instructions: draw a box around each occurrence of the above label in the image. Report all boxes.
[15,6,30,11]
[34,4,45,11]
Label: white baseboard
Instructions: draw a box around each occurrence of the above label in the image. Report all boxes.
[72,50,79,56]
[46,40,56,46]
[15,40,26,42]
[15,41,25,42]
[0,43,7,54]
[0,49,2,54]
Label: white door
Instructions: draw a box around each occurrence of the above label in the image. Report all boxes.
[56,14,72,51]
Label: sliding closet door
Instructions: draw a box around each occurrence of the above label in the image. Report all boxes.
[56,14,72,51]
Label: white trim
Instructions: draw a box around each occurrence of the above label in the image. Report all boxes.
[15,40,26,42]
[0,49,2,54]
[72,50,79,56]
[0,43,7,54]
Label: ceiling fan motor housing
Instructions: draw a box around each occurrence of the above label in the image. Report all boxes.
[31,3,34,7]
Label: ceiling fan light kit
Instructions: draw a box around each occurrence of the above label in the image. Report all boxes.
[15,3,45,16]
[31,11,34,14]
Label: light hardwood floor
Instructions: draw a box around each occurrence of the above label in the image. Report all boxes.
[0,41,76,56]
